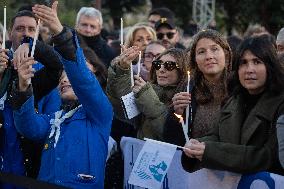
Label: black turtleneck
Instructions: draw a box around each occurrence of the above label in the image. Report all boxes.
[242,90,264,119]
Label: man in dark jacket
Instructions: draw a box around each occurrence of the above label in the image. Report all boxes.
[0,9,62,188]
[75,7,115,68]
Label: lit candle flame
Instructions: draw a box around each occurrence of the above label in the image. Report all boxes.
[174,113,190,143]
[174,113,182,119]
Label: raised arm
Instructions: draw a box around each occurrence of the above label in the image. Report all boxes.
[33,1,112,123]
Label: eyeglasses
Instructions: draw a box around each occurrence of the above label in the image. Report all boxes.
[144,52,161,61]
[152,60,179,71]
[156,32,176,40]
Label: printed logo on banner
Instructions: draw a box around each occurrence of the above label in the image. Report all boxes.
[128,140,176,189]
[122,137,284,189]
[149,161,167,182]
[133,152,153,180]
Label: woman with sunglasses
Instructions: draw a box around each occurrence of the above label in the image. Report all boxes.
[182,35,284,175]
[164,29,232,146]
[107,48,189,140]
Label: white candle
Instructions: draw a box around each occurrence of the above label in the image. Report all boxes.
[187,71,190,92]
[130,62,134,87]
[30,19,41,57]
[120,18,123,46]
[174,113,190,143]
[144,137,186,150]
[28,19,40,85]
[137,51,141,76]
[2,6,6,49]
[185,71,190,132]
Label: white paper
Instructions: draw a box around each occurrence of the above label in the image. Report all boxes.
[128,139,176,189]
[121,92,141,119]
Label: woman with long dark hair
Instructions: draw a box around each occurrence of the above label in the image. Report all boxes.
[164,29,232,146]
[182,34,284,175]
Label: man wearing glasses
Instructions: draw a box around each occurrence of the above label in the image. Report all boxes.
[155,18,185,49]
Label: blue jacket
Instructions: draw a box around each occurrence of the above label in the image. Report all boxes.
[13,38,113,189]
[0,104,25,189]
[33,62,61,114]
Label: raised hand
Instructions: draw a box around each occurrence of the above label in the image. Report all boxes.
[12,43,30,70]
[132,75,147,94]
[118,45,140,69]
[32,1,63,36]
[172,92,191,115]
[0,48,9,73]
[17,57,36,91]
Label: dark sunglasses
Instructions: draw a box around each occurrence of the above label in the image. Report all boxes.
[156,32,175,40]
[152,60,179,71]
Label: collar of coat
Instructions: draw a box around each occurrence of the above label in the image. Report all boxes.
[220,91,284,144]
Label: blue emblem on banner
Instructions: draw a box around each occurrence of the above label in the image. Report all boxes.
[237,172,275,189]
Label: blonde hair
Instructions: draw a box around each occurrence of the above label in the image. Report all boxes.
[124,24,156,48]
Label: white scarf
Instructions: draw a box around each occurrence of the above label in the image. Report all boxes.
[49,105,82,147]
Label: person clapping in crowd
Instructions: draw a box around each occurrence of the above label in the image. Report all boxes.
[182,35,284,175]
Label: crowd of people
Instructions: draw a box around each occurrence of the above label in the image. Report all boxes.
[1,1,284,189]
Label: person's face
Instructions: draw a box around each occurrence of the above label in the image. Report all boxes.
[195,38,226,81]
[154,54,179,86]
[148,14,161,28]
[238,50,267,95]
[143,43,166,71]
[156,26,178,49]
[277,41,284,54]
[58,71,78,101]
[77,15,101,37]
[132,28,153,53]
[10,16,37,50]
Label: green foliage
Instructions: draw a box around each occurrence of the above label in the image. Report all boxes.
[2,0,284,35]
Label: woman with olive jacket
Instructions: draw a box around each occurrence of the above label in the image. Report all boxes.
[107,47,189,141]
[182,35,284,175]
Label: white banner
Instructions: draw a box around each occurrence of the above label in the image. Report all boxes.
[121,137,284,189]
[128,139,176,189]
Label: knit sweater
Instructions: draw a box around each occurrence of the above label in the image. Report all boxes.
[191,80,224,138]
